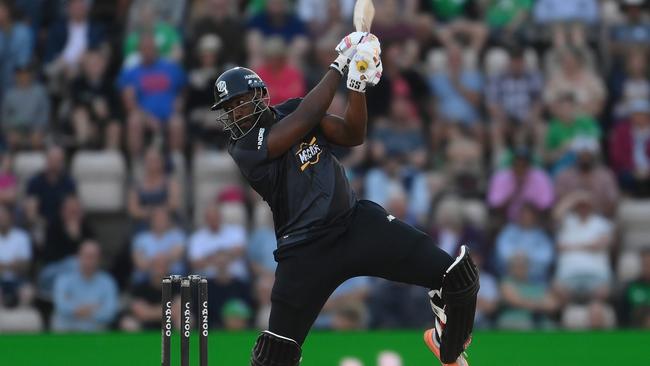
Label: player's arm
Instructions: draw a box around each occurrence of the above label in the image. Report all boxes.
[320,92,367,146]
[266,69,342,159]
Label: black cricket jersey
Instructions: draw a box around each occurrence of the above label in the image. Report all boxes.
[228,98,357,247]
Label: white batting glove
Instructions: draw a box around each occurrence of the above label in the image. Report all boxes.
[335,31,369,59]
[347,42,383,92]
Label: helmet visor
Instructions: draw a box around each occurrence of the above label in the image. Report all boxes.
[215,88,270,140]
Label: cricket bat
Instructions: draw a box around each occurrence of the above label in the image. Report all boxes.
[353,0,375,72]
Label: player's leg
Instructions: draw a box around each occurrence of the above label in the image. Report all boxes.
[251,237,345,366]
[341,200,479,364]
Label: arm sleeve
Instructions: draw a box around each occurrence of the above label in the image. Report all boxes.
[93,275,119,323]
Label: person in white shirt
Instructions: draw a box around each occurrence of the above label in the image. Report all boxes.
[553,191,613,303]
[0,204,32,308]
[188,203,247,282]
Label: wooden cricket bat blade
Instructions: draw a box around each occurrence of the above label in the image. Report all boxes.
[353,0,375,33]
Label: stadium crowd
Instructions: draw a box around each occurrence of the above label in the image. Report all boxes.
[1,0,650,334]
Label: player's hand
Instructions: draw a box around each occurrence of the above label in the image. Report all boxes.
[335,31,369,59]
[347,42,382,92]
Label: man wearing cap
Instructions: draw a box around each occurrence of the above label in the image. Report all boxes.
[610,98,650,196]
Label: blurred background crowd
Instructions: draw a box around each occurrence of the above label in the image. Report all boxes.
[1,0,650,335]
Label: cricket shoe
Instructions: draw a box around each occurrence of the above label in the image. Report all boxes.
[423,328,469,366]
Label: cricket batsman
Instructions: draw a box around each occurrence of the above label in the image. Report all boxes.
[210,32,479,366]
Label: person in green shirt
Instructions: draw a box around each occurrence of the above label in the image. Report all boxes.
[621,249,650,328]
[425,0,487,53]
[545,93,600,174]
[123,4,182,69]
[483,0,533,45]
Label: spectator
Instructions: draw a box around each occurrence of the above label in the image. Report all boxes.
[247,205,277,277]
[422,0,487,53]
[25,145,77,226]
[368,0,416,44]
[221,298,252,330]
[610,49,650,120]
[123,3,183,68]
[483,0,534,45]
[126,0,187,31]
[187,34,228,150]
[544,93,600,174]
[486,46,544,156]
[0,204,32,308]
[497,253,558,330]
[0,0,33,98]
[51,240,118,332]
[0,152,16,207]
[44,0,105,77]
[119,256,168,332]
[66,50,121,150]
[254,36,306,106]
[544,47,606,117]
[253,273,274,330]
[131,207,185,284]
[609,0,650,58]
[296,0,351,37]
[188,204,248,282]
[533,0,599,48]
[609,99,650,197]
[620,249,650,328]
[315,277,370,330]
[246,0,308,66]
[562,301,617,329]
[553,191,614,305]
[118,33,187,155]
[188,0,246,67]
[429,197,485,258]
[1,64,49,150]
[471,249,499,329]
[487,147,554,222]
[38,195,94,300]
[495,203,554,282]
[555,137,619,217]
[429,46,484,138]
[127,147,182,230]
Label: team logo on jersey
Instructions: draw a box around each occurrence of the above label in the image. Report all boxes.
[217,80,228,97]
[296,136,322,171]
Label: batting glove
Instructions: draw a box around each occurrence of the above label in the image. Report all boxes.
[347,42,382,92]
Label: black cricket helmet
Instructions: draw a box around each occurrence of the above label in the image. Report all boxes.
[211,67,270,140]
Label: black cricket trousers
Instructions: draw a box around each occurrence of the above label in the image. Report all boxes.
[268,200,454,345]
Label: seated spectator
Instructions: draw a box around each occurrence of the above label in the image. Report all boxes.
[441,125,484,196]
[187,34,229,150]
[118,33,187,156]
[609,0,650,59]
[429,197,485,258]
[188,0,246,67]
[495,203,554,283]
[127,147,182,231]
[533,0,598,48]
[25,145,77,227]
[247,208,277,277]
[497,254,558,330]
[44,0,106,83]
[126,0,187,30]
[131,207,185,284]
[315,277,369,330]
[123,3,182,68]
[486,46,544,156]
[553,191,613,304]
[254,36,306,106]
[544,93,600,174]
[487,147,554,223]
[429,47,484,135]
[0,204,32,308]
[544,47,606,117]
[188,204,248,282]
[221,298,252,331]
[609,99,650,197]
[1,64,49,150]
[555,137,619,217]
[0,0,33,98]
[620,249,650,328]
[421,0,487,53]
[471,249,499,329]
[610,49,650,120]
[296,0,351,38]
[0,152,17,207]
[246,0,308,66]
[119,256,168,332]
[38,195,95,300]
[483,0,534,45]
[66,50,121,150]
[51,241,118,332]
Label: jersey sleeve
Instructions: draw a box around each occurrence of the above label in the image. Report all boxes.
[229,126,275,182]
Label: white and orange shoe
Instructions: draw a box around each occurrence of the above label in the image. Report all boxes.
[423,328,469,366]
